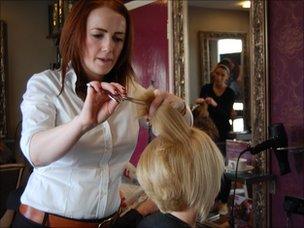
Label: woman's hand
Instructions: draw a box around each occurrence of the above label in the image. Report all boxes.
[119,191,127,209]
[136,198,158,216]
[149,89,186,117]
[205,97,218,107]
[79,81,126,131]
[195,98,205,104]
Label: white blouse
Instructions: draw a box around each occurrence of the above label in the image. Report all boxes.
[20,67,139,219]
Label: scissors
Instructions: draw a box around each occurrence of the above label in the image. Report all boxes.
[86,83,146,106]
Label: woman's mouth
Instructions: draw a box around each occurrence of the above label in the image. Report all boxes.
[97,57,113,64]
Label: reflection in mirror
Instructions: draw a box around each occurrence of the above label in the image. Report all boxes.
[169,0,269,227]
[187,0,250,139]
[198,31,250,134]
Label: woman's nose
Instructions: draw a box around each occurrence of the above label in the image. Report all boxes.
[101,37,114,52]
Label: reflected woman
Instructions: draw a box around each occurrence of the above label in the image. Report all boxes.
[197,63,235,143]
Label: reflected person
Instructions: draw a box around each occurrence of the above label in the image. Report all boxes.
[197,63,235,142]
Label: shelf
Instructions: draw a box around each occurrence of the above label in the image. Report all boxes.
[198,215,229,228]
[225,172,276,184]
[277,146,304,154]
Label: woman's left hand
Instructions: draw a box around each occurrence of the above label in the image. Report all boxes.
[149,89,186,117]
[136,198,159,216]
[205,97,218,107]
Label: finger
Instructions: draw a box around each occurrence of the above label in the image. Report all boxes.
[164,95,186,115]
[87,83,110,105]
[153,89,161,96]
[87,81,103,93]
[161,94,176,106]
[195,98,205,104]
[149,91,167,117]
[110,82,127,96]
[100,82,120,96]
[85,83,96,104]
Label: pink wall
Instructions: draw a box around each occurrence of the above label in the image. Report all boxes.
[269,0,304,227]
[130,3,169,90]
[128,2,168,166]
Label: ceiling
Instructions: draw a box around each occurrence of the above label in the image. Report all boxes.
[188,0,250,11]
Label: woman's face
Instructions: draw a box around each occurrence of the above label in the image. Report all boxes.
[83,7,126,81]
[212,67,229,87]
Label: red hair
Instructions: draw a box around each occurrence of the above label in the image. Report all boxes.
[59,0,134,95]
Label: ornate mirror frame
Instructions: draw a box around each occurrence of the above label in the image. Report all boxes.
[0,20,8,138]
[168,0,269,227]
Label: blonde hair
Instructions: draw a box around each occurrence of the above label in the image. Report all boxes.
[214,63,230,76]
[135,89,225,222]
[210,63,230,83]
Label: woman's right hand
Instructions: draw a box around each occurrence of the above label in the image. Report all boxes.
[195,98,205,104]
[78,81,126,131]
[27,81,126,166]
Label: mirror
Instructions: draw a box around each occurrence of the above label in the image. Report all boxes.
[198,31,251,133]
[187,0,251,137]
[168,0,268,226]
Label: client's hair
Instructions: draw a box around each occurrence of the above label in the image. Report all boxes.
[135,89,225,222]
[192,102,219,141]
[214,63,230,76]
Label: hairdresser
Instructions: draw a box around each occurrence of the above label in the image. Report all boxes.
[197,63,235,143]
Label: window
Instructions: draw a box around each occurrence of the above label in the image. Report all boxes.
[218,39,242,62]
[231,102,244,132]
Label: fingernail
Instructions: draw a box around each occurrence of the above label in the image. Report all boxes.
[108,94,119,102]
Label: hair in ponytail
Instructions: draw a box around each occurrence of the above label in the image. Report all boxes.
[135,89,225,222]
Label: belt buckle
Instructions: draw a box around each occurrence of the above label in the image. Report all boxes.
[98,217,113,228]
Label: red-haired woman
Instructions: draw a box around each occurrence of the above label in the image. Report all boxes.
[13,1,191,227]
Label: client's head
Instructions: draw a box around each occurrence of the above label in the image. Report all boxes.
[135,90,225,222]
[192,102,219,141]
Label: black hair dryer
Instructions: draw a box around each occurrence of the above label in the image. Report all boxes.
[269,123,291,175]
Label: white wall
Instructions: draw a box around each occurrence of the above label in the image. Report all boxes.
[187,6,249,104]
[0,1,56,137]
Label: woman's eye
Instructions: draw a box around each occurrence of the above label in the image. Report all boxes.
[92,34,104,39]
[113,36,124,43]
